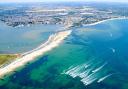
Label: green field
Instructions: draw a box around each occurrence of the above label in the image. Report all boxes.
[0,54,18,66]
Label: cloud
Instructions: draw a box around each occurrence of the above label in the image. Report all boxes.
[0,0,128,3]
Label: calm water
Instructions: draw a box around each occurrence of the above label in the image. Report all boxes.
[0,19,128,89]
[0,22,62,53]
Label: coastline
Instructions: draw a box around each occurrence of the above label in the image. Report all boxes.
[0,54,20,68]
[0,30,71,78]
[0,17,128,78]
[83,17,128,27]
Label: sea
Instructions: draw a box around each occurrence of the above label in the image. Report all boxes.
[0,18,128,89]
[0,22,62,54]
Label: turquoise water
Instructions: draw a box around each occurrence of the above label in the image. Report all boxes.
[1,19,128,89]
[0,22,62,53]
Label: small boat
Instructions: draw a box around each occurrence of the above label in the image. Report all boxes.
[97,74,112,83]
[110,48,116,53]
[92,62,107,73]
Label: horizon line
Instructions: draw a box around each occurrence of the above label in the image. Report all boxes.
[0,1,128,4]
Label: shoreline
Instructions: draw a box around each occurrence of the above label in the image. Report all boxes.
[83,17,128,27]
[0,17,128,78]
[0,54,20,68]
[0,30,71,78]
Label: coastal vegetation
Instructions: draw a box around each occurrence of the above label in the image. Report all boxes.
[0,2,128,89]
[0,54,18,66]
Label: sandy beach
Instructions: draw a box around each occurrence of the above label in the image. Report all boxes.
[83,17,128,27]
[0,30,71,78]
[0,17,127,78]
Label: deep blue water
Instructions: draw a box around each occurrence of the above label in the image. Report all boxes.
[0,19,128,89]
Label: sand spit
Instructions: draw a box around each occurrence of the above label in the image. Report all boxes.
[0,30,71,78]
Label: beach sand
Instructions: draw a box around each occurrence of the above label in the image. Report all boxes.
[0,30,71,78]
[83,17,128,27]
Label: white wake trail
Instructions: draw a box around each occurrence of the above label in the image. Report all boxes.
[92,62,107,73]
[97,74,113,83]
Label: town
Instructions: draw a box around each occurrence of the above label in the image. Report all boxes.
[0,2,128,27]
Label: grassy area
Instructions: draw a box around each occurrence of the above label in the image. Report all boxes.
[0,54,19,66]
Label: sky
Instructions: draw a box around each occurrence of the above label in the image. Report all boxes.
[0,0,128,3]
